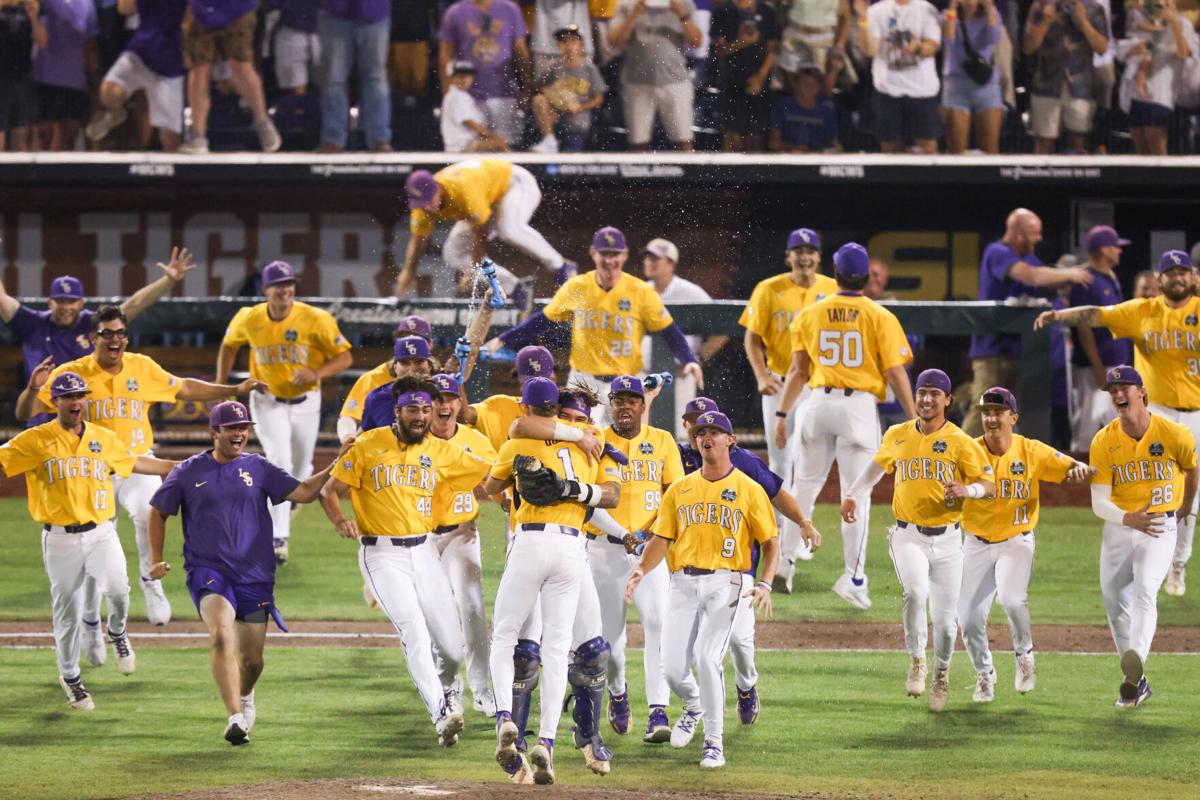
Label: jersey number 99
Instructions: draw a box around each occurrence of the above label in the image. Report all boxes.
[644,490,661,512]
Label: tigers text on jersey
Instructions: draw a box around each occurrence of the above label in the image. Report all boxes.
[409,158,514,238]
[1099,295,1200,409]
[336,426,490,536]
[542,272,673,377]
[738,272,838,376]
[874,420,993,526]
[586,425,684,534]
[790,292,912,399]
[1089,414,1198,513]
[222,301,351,398]
[0,420,135,526]
[341,361,393,422]
[470,394,523,452]
[433,423,498,527]
[38,353,181,455]
[651,466,777,573]
[962,434,1073,542]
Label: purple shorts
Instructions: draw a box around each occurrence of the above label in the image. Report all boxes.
[186,566,288,631]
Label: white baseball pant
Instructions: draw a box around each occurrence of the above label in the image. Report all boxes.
[1069,366,1116,453]
[760,375,791,478]
[250,389,321,542]
[1147,404,1200,569]
[1099,518,1176,663]
[888,523,963,672]
[727,572,758,690]
[43,521,130,678]
[431,522,491,702]
[82,471,164,623]
[411,537,466,690]
[958,531,1036,673]
[662,569,742,743]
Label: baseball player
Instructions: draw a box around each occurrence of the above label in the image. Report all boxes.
[0,371,177,710]
[1087,366,1197,708]
[336,316,433,441]
[485,226,703,424]
[485,377,622,786]
[772,243,916,607]
[217,260,353,565]
[18,306,263,635]
[842,369,994,713]
[959,387,1090,702]
[146,401,347,745]
[352,336,435,435]
[460,346,570,452]
[318,375,491,746]
[396,158,576,298]
[1036,250,1200,598]
[625,410,779,770]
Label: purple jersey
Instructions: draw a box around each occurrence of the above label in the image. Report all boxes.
[1068,268,1133,369]
[32,0,99,91]
[8,305,96,425]
[968,240,1045,359]
[150,451,299,584]
[360,381,396,432]
[438,0,527,101]
[678,443,783,497]
[129,0,187,78]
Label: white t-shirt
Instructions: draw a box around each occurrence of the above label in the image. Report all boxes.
[642,274,710,370]
[441,85,485,153]
[867,0,942,98]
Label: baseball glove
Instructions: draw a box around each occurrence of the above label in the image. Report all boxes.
[514,455,567,506]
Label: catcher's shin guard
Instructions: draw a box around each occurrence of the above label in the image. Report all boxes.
[569,636,611,753]
[512,639,541,750]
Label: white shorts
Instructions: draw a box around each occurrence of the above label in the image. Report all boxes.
[622,81,694,144]
[105,51,184,134]
[274,26,320,89]
[1029,87,1096,138]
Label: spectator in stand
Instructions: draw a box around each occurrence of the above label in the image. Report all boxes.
[685,0,714,87]
[86,0,187,152]
[180,0,282,154]
[711,0,780,152]
[608,0,702,151]
[1120,0,1192,155]
[940,0,1003,154]
[854,0,943,154]
[439,0,531,147]
[1022,0,1109,154]
[769,59,840,152]
[388,0,435,97]
[530,24,606,153]
[1133,269,1160,299]
[865,256,897,300]
[780,0,848,73]
[530,0,592,82]
[269,0,320,95]
[30,0,98,151]
[0,0,46,152]
[316,0,392,152]
[441,60,509,151]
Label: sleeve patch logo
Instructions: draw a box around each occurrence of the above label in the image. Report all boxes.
[343,459,353,470]
[347,399,358,409]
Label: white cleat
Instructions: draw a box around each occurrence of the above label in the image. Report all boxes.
[495,717,521,771]
[1165,562,1186,597]
[435,705,465,747]
[509,752,535,784]
[224,713,250,746]
[832,573,871,610]
[472,690,498,717]
[241,690,257,731]
[581,743,610,776]
[59,675,95,711]
[973,669,996,703]
[529,742,555,785]
[142,578,172,625]
[906,656,927,697]
[670,709,702,748]
[699,739,725,768]
[82,620,106,667]
[1015,652,1037,694]
[929,668,950,712]
[109,631,136,675]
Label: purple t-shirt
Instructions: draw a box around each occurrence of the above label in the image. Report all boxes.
[439,0,527,100]
[32,0,99,91]
[968,240,1044,359]
[1068,268,1133,369]
[361,381,396,432]
[151,451,300,584]
[7,305,95,427]
[320,0,389,21]
[678,443,783,497]
[942,14,1000,81]
[188,0,257,31]
[129,0,187,78]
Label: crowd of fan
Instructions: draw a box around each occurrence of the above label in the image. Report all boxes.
[2,0,1200,154]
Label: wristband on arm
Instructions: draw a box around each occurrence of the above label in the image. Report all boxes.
[553,422,584,443]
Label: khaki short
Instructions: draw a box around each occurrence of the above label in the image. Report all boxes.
[183,8,256,69]
[388,42,430,96]
[1029,87,1096,139]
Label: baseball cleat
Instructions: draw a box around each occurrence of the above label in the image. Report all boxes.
[736,686,760,725]
[1118,649,1145,706]
[771,564,793,595]
[82,620,106,667]
[444,684,464,717]
[555,261,578,286]
[972,669,996,703]
[362,582,381,611]
[581,742,611,775]
[929,668,950,712]
[109,630,136,674]
[472,690,498,717]
[505,752,534,785]
[1015,652,1036,694]
[1165,562,1186,597]
[241,690,256,731]
[1133,676,1152,707]
[530,740,555,785]
[670,709,702,748]
[608,689,631,735]
[59,675,95,711]
[1116,676,1152,709]
[495,716,522,772]
[224,714,250,746]
[906,657,927,697]
[273,538,289,565]
[435,705,465,747]
[832,573,871,610]
[699,739,726,769]
[141,578,172,626]
[643,707,671,743]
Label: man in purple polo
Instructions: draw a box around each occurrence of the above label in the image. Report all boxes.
[147,400,346,745]
[360,336,435,432]
[316,0,393,152]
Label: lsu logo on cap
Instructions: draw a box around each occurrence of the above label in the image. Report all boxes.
[419,454,432,468]
[695,400,709,411]
[603,232,617,247]
[406,341,418,355]
[530,360,542,373]
[932,440,948,454]
[1150,442,1165,457]
[57,278,73,294]
[1168,252,1184,266]
[797,231,811,243]
[57,374,86,394]
[619,377,633,389]
[126,379,139,392]
[405,320,417,330]
[721,488,737,502]
[435,376,450,390]
[1108,368,1122,383]
[639,442,654,455]
[285,329,299,342]
[701,413,716,425]
[88,441,101,453]
[232,405,246,419]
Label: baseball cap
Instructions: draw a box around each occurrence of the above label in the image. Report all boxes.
[1104,365,1143,389]
[48,276,84,300]
[915,368,952,396]
[210,400,254,427]
[787,228,821,251]
[555,24,584,40]
[261,261,297,287]
[1157,249,1193,273]
[515,345,555,382]
[691,410,733,435]
[592,226,628,252]
[431,373,461,395]
[683,397,719,419]
[394,315,433,341]
[1084,225,1131,253]
[560,390,592,417]
[50,371,89,398]
[445,60,477,78]
[393,335,432,362]
[609,375,644,397]
[978,386,1018,412]
[405,170,439,210]
[521,376,560,407]
[833,243,870,277]
[644,238,679,262]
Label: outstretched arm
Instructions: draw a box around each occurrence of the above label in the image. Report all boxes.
[120,246,195,321]
[0,278,21,323]
[1033,305,1101,330]
[147,508,171,580]
[286,441,353,503]
[133,455,179,477]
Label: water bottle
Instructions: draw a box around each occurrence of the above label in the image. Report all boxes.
[453,337,471,382]
[642,372,674,391]
[478,258,507,309]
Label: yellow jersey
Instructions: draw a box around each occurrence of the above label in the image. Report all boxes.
[962,434,1074,542]
[875,420,993,526]
[0,420,135,526]
[433,423,498,527]
[1098,295,1200,409]
[651,467,777,573]
[1089,414,1197,514]
[37,353,181,455]
[409,158,514,238]
[739,272,838,377]
[790,292,912,400]
[585,425,685,535]
[222,301,352,399]
[335,426,491,536]
[542,271,673,376]
[471,394,523,452]
[341,361,393,422]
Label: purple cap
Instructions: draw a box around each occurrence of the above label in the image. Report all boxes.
[521,376,560,407]
[915,368,952,396]
[210,400,254,427]
[691,410,733,435]
[262,260,297,287]
[1104,365,1143,389]
[592,226,627,252]
[787,228,821,251]
[1157,249,1193,273]
[49,371,89,398]
[405,170,439,209]
[48,276,84,300]
[393,335,432,362]
[431,373,461,395]
[978,386,1017,412]
[1084,225,1131,253]
[833,243,870,277]
[684,397,719,418]
[516,346,555,382]
[395,315,433,341]
[609,375,644,397]
[560,391,592,417]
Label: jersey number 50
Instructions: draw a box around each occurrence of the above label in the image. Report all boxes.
[818,330,864,368]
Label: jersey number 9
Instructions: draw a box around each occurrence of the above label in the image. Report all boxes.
[818,330,864,368]
[721,536,736,558]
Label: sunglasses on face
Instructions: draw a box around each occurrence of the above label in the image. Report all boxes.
[96,328,129,340]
